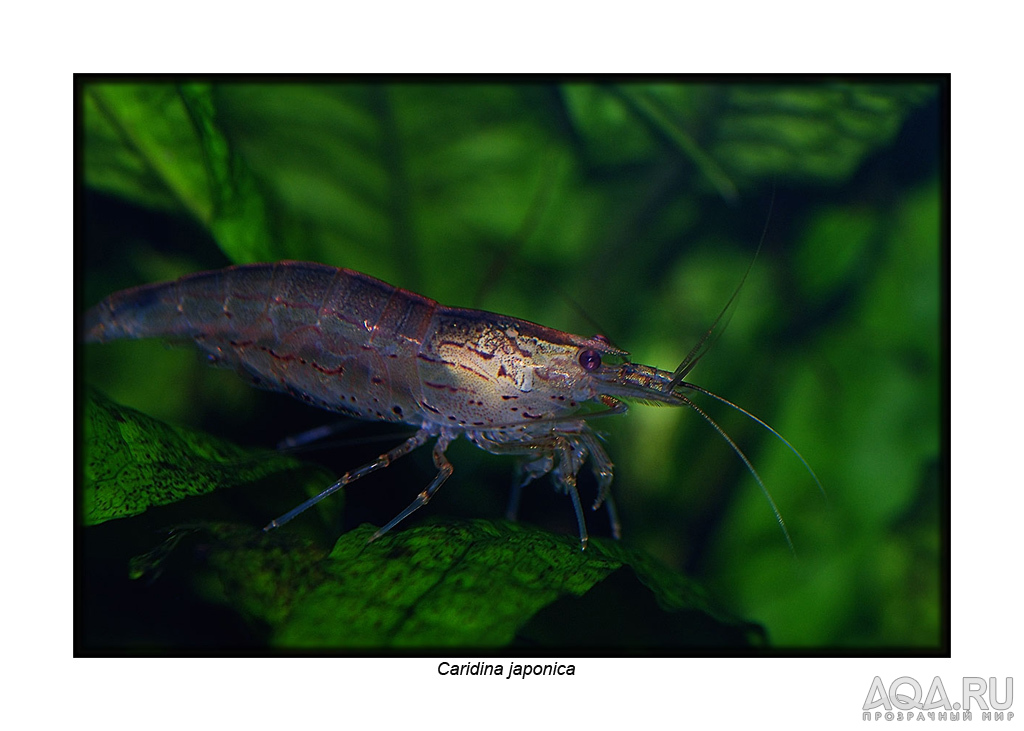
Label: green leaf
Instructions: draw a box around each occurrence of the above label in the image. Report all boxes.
[83,83,276,264]
[82,388,334,525]
[178,83,277,263]
[562,83,935,194]
[212,84,570,294]
[84,84,213,221]
[709,84,934,184]
[189,519,762,648]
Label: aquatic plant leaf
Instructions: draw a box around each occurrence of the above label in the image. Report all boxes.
[83,84,214,221]
[193,519,762,648]
[562,83,935,194]
[83,82,275,264]
[82,389,334,525]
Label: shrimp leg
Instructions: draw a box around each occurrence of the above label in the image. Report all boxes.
[369,432,456,541]
[471,431,603,550]
[276,420,357,451]
[262,427,436,531]
[507,455,554,523]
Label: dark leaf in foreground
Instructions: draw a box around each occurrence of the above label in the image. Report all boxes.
[189,519,763,648]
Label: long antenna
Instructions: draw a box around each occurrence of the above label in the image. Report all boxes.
[667,187,776,391]
[675,392,794,554]
[676,380,826,503]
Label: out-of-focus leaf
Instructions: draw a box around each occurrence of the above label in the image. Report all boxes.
[84,84,585,306]
[84,84,212,221]
[708,84,934,184]
[192,519,761,648]
[213,84,570,297]
[82,388,334,525]
[178,83,276,263]
[562,83,935,194]
[83,83,276,264]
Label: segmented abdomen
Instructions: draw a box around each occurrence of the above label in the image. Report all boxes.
[84,262,438,421]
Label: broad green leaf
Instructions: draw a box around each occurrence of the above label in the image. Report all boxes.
[708,84,933,184]
[562,83,935,195]
[178,83,276,263]
[82,388,334,525]
[213,84,570,297]
[84,84,213,221]
[83,83,276,264]
[188,519,762,648]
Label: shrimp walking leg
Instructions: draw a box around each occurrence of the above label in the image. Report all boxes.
[576,430,621,539]
[369,432,456,541]
[506,455,555,522]
[276,420,358,451]
[470,429,609,549]
[559,466,588,550]
[262,427,436,531]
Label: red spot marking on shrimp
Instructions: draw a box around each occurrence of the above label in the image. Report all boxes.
[424,380,470,394]
[255,345,297,363]
[312,363,345,376]
[464,346,494,360]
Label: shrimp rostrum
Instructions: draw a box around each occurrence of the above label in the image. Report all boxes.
[84,261,819,549]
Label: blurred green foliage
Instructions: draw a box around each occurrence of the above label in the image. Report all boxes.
[80,80,943,650]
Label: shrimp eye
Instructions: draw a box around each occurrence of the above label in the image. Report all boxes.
[578,349,602,372]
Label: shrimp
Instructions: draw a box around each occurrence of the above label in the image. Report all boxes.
[83,260,821,549]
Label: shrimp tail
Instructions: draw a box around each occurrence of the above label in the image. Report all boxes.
[83,280,190,343]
